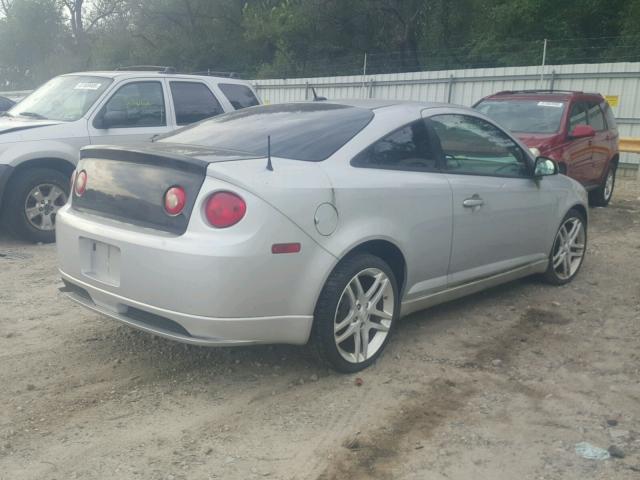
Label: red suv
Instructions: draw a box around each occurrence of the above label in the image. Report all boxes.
[474,90,619,206]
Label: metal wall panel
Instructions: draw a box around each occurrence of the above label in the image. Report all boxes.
[253,62,640,164]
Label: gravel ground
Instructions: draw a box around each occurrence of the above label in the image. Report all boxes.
[0,180,639,480]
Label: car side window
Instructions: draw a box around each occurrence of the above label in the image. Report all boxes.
[568,102,588,132]
[170,81,224,125]
[101,81,166,128]
[218,84,259,110]
[586,102,606,131]
[430,114,529,178]
[352,120,440,171]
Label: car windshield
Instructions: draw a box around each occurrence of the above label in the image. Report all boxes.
[8,75,112,122]
[159,103,374,161]
[475,99,566,134]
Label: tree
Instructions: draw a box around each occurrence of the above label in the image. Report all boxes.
[0,0,64,88]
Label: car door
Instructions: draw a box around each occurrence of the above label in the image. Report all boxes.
[168,81,226,126]
[565,101,593,185]
[427,112,555,286]
[346,119,453,301]
[88,79,174,145]
[585,101,611,184]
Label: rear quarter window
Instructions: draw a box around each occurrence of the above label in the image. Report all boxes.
[219,84,259,110]
[602,102,618,131]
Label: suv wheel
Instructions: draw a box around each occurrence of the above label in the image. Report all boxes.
[312,253,399,373]
[3,168,69,243]
[589,166,616,207]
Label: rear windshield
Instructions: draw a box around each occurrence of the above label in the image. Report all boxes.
[159,103,374,161]
[475,99,566,134]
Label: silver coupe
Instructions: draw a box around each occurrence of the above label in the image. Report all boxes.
[57,101,588,372]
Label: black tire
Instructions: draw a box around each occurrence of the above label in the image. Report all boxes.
[311,253,399,373]
[542,208,587,285]
[589,165,616,207]
[3,168,70,243]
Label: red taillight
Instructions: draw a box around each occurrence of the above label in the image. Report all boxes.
[205,191,246,228]
[75,170,87,196]
[164,186,186,216]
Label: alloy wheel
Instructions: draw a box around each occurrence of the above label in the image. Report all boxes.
[333,268,394,364]
[551,216,586,281]
[24,183,67,231]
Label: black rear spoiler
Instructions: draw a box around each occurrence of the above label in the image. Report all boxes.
[80,145,208,175]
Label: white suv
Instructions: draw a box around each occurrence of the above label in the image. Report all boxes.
[0,67,260,242]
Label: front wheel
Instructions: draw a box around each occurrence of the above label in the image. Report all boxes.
[3,168,70,243]
[312,253,399,373]
[542,208,587,285]
[589,166,616,207]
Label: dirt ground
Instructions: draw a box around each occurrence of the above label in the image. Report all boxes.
[1,178,639,480]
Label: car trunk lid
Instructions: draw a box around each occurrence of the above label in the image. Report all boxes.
[72,144,260,235]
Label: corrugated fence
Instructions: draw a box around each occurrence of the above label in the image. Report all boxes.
[3,62,640,166]
[253,62,640,166]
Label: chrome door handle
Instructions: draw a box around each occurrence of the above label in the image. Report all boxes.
[463,197,484,208]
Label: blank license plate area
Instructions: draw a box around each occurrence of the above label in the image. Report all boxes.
[80,238,121,286]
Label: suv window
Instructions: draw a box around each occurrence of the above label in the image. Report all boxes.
[568,102,588,132]
[586,102,606,131]
[352,120,439,171]
[430,114,529,178]
[0,96,14,111]
[101,81,166,128]
[218,84,259,110]
[170,81,224,125]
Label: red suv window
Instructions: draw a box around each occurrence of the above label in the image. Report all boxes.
[568,102,588,132]
[586,102,606,131]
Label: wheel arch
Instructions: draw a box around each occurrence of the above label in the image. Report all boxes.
[12,157,75,176]
[610,153,619,170]
[337,239,407,297]
[2,157,75,207]
[569,203,588,223]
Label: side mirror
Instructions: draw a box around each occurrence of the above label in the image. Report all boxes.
[93,110,127,129]
[569,124,596,139]
[533,157,558,177]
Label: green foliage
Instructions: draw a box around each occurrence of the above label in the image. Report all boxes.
[0,0,639,89]
[0,0,65,88]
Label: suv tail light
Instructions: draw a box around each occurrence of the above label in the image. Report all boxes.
[205,191,246,228]
[164,186,186,216]
[75,170,87,196]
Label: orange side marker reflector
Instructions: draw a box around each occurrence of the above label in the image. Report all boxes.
[271,243,301,254]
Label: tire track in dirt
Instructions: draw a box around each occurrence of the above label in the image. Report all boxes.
[314,307,572,480]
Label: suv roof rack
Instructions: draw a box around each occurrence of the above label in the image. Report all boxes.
[113,66,240,78]
[190,70,239,79]
[496,89,583,95]
[115,65,177,73]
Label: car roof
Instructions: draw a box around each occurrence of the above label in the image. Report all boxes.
[58,70,251,85]
[481,90,603,102]
[322,99,452,112]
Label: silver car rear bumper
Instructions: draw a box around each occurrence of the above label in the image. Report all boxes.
[56,193,335,346]
[60,271,313,346]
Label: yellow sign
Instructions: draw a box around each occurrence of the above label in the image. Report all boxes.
[604,95,619,107]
